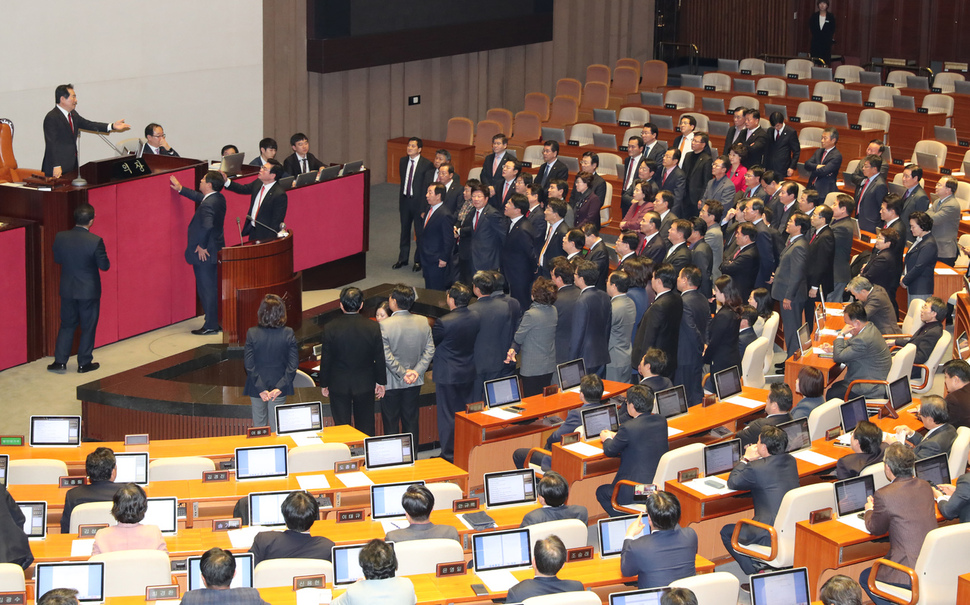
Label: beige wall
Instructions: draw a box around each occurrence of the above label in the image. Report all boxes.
[264,0,655,183]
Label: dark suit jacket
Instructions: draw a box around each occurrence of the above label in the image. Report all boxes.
[677,289,711,377]
[638,233,668,267]
[902,235,938,295]
[739,327,757,359]
[480,151,516,190]
[180,190,226,266]
[488,179,517,210]
[753,221,778,290]
[806,226,836,294]
[659,167,687,217]
[399,155,434,200]
[621,526,697,589]
[604,413,669,488]
[226,179,288,241]
[690,240,714,298]
[620,155,646,194]
[740,127,769,168]
[540,220,569,277]
[53,226,110,299]
[805,146,843,199]
[243,326,298,398]
[632,290,683,376]
[442,181,463,214]
[180,588,269,605]
[726,454,800,544]
[574,192,603,231]
[704,306,741,376]
[506,576,585,603]
[249,529,335,565]
[535,159,569,188]
[501,218,537,307]
[809,10,837,60]
[420,204,455,274]
[585,240,610,291]
[835,445,886,480]
[520,505,589,528]
[42,107,110,175]
[764,125,800,176]
[471,295,515,374]
[946,383,970,430]
[140,143,179,157]
[318,314,387,394]
[554,285,581,363]
[855,175,889,236]
[570,287,612,368]
[61,481,121,533]
[907,423,957,461]
[0,483,33,568]
[720,243,759,299]
[737,413,793,448]
[283,152,324,176]
[860,285,896,335]
[938,473,970,523]
[864,476,937,585]
[724,126,746,157]
[900,186,930,243]
[526,204,546,249]
[470,205,506,273]
[664,243,692,274]
[684,151,713,211]
[432,306,479,385]
[831,217,855,285]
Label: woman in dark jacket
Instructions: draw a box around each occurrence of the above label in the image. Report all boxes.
[809,0,836,64]
[244,294,298,433]
[704,275,742,390]
[573,171,603,230]
[861,228,904,316]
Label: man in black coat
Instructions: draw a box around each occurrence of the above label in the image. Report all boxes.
[740,108,769,168]
[806,206,835,328]
[538,200,569,278]
[736,384,795,448]
[433,284,481,462]
[249,491,334,565]
[569,260,613,377]
[0,482,32,569]
[683,134,713,216]
[534,141,569,201]
[632,263,683,378]
[61,448,120,534]
[395,137,435,270]
[225,161,288,242]
[471,271,516,402]
[48,204,110,373]
[480,134,515,197]
[140,123,179,157]
[42,83,130,177]
[676,266,711,406]
[720,222,760,300]
[501,194,537,308]
[419,183,455,291]
[764,112,800,177]
[469,185,506,274]
[171,171,226,335]
[551,257,581,365]
[318,287,387,437]
[281,132,324,176]
[583,224,610,291]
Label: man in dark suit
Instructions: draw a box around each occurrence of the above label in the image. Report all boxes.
[899,164,931,243]
[468,184,506,274]
[806,206,836,326]
[569,260,612,377]
[582,224,610,291]
[641,123,667,175]
[632,263,683,378]
[936,471,970,523]
[140,123,179,156]
[505,537,584,603]
[771,213,809,356]
[744,200,778,290]
[835,420,886,479]
[683,133,713,216]
[551,257,581,365]
[720,425,800,575]
[830,196,856,300]
[764,111,800,177]
[620,491,697,589]
[432,284,480,462]
[944,359,970,430]
[769,181,799,232]
[720,222,760,300]
[318,287,387,437]
[48,204,110,373]
[619,136,646,217]
[471,271,516,401]
[596,385,669,516]
[480,134,515,198]
[225,161,288,242]
[822,302,893,401]
[501,194,537,308]
[805,127,843,200]
[520,471,589,527]
[395,137,435,270]
[663,219,693,274]
[525,183,546,249]
[855,155,889,236]
[438,163,463,214]
[0,482,32,569]
[42,83,130,178]
[859,443,937,605]
[671,116,696,167]
[740,167,770,206]
[248,137,278,168]
[249,491,334,565]
[723,107,748,157]
[848,277,897,336]
[419,183,455,291]
[738,306,759,359]
[489,158,520,210]
[534,141,569,199]
[61,448,120,533]
[736,384,795,447]
[538,200,569,278]
[637,212,668,266]
[170,171,226,335]
[573,151,608,212]
[281,132,324,176]
[181,548,270,605]
[898,395,957,460]
[676,266,710,406]
[879,195,907,244]
[658,148,687,218]
[688,219,714,299]
[740,108,769,168]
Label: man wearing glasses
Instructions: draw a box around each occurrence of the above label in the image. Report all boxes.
[141,123,179,156]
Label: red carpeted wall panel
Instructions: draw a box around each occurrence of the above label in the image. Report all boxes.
[0,227,27,370]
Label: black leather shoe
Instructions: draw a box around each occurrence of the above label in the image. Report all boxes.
[392,261,407,269]
[412,262,422,272]
[47,362,67,372]
[77,362,100,373]
[191,327,220,335]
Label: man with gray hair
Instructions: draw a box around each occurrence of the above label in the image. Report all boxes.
[894,297,945,372]
[821,302,891,401]
[847,276,896,335]
[505,536,584,602]
[894,395,957,460]
[819,575,863,605]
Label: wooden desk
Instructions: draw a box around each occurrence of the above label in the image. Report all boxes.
[958,573,970,604]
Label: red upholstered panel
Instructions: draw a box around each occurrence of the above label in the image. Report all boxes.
[88,186,119,348]
[0,227,27,370]
[168,169,200,324]
[289,173,365,271]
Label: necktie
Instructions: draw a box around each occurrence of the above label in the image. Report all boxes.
[903,188,911,200]
[493,154,502,174]
[68,113,74,133]
[503,181,510,200]
[679,136,689,155]
[859,178,870,201]
[252,186,267,226]
[746,129,753,141]
[810,231,817,244]
[638,238,646,254]
[624,159,635,190]
[775,129,779,141]
[434,172,439,182]
[733,247,741,259]
[405,159,415,196]
[424,207,434,228]
[301,158,307,173]
[474,209,481,231]
[539,225,553,265]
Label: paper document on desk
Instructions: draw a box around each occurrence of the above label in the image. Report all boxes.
[335,471,373,488]
[296,588,331,605]
[724,395,763,409]
[477,569,520,593]
[836,513,871,534]
[289,432,324,447]
[482,408,519,420]
[71,539,94,557]
[563,442,603,457]
[792,450,837,466]
[935,267,959,275]
[812,347,828,355]
[227,526,264,549]
[296,474,330,490]
[683,477,737,496]
[381,519,409,533]
[828,307,844,316]
[819,328,839,336]
[668,426,683,437]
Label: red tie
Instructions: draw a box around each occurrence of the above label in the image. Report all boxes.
[859,178,870,203]
[733,247,741,259]
[68,113,74,133]
[474,210,481,231]
[638,238,646,254]
[624,160,634,190]
[252,186,267,225]
[503,181,510,200]
[424,207,434,228]
[810,231,817,244]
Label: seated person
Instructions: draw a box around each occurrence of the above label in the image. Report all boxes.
[620,491,697,589]
[791,366,826,420]
[662,588,698,605]
[738,305,758,359]
[0,480,32,568]
[250,491,335,564]
[92,483,166,555]
[282,132,324,176]
[249,137,278,167]
[638,348,674,393]
[37,589,81,605]
[894,296,945,376]
[384,485,460,543]
[934,470,970,523]
[332,539,416,605]
[819,575,864,605]
[505,536,585,602]
[512,374,604,470]
[520,471,589,527]
[847,276,897,336]
[61,447,120,534]
[220,144,239,157]
[822,302,892,401]
[944,358,970,429]
[180,547,270,605]
[141,123,178,156]
[736,383,794,448]
[835,420,887,479]
[894,394,957,460]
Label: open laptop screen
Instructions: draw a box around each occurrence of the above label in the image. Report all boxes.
[915,452,951,487]
[35,562,105,604]
[778,417,812,452]
[0,454,7,487]
[840,397,869,433]
[557,359,586,392]
[364,433,414,470]
[655,385,689,419]
[484,375,523,408]
[143,497,178,534]
[609,588,668,605]
[472,528,532,572]
[888,376,912,410]
[188,553,253,590]
[713,366,743,400]
[796,323,812,355]
[704,439,741,476]
[484,469,537,508]
[114,452,149,485]
[18,501,47,539]
[750,567,811,605]
[332,543,372,585]
[234,444,288,480]
[370,480,426,520]
[835,475,875,516]
[598,514,649,557]
[275,401,323,435]
[581,403,619,438]
[248,490,291,528]
[30,415,81,447]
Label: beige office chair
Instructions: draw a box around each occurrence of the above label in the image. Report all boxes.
[445,117,474,146]
[0,564,25,592]
[394,539,465,576]
[866,523,970,605]
[288,443,351,474]
[600,182,614,225]
[786,58,814,79]
[834,65,865,84]
[757,77,786,97]
[618,107,650,126]
[868,86,901,108]
[523,591,601,605]
[922,94,954,120]
[807,399,844,439]
[861,462,891,490]
[795,101,829,123]
[858,108,891,132]
[729,95,759,110]
[813,81,844,102]
[90,550,173,597]
[522,145,545,167]
[526,519,589,550]
[610,443,706,515]
[7,459,69,485]
[664,90,695,110]
[948,427,970,480]
[739,58,766,75]
[761,312,781,377]
[741,337,769,389]
[845,343,916,401]
[886,70,911,88]
[69,501,116,534]
[911,331,952,394]
[467,166,482,182]
[670,572,741,605]
[254,559,333,588]
[568,123,602,147]
[293,369,315,388]
[703,72,732,92]
[932,72,965,93]
[597,153,624,177]
[148,456,215,482]
[426,482,464,510]
[910,140,948,167]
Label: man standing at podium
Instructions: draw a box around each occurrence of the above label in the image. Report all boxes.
[42,84,130,178]
[224,161,288,242]
[170,171,227,335]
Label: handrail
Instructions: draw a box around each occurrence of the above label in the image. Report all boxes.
[657,41,699,75]
[760,53,827,67]
[864,61,934,79]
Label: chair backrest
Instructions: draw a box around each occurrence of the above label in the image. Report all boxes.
[597,153,624,177]
[868,86,901,107]
[741,337,769,389]
[887,343,917,382]
[616,58,641,81]
[254,558,333,588]
[288,443,351,474]
[933,72,966,93]
[844,159,860,176]
[524,93,551,122]
[703,72,732,91]
[664,90,695,109]
[523,592,602,605]
[786,58,814,79]
[909,523,970,605]
[858,108,891,131]
[526,518,588,550]
[394,539,466,576]
[611,66,639,97]
[813,81,844,102]
[681,112,709,133]
[913,331,952,394]
[547,96,579,128]
[556,78,583,102]
[600,182,613,223]
[293,369,315,388]
[861,462,891,490]
[761,312,781,375]
[586,64,611,85]
[618,107,650,126]
[0,564,25,592]
[757,77,786,96]
[427,482,464,510]
[652,443,706,487]
[70,501,116,534]
[886,70,911,88]
[0,119,16,173]
[641,60,668,91]
[90,550,172,597]
[900,298,926,335]
[798,126,824,148]
[949,426,970,480]
[475,120,503,155]
[523,145,545,166]
[670,572,740,605]
[911,140,948,167]
[513,111,543,142]
[729,95,759,110]
[812,66,834,81]
[445,117,474,145]
[739,58,766,75]
[922,93,955,117]
[8,459,69,485]
[579,82,610,111]
[834,65,864,83]
[770,483,836,567]
[796,101,829,123]
[148,456,215,482]
[807,399,844,439]
[467,166,482,182]
[680,74,703,89]
[486,108,514,137]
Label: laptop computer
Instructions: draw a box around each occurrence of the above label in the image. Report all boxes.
[30,415,81,447]
[787,83,810,99]
[143,497,178,535]
[609,588,668,605]
[35,562,105,604]
[888,376,913,411]
[839,396,870,433]
[906,75,930,90]
[294,170,320,188]
[370,480,426,520]
[275,401,323,436]
[593,133,618,149]
[750,567,811,605]
[248,490,293,528]
[654,385,689,419]
[472,528,532,572]
[188,553,253,590]
[797,323,813,356]
[364,433,414,470]
[557,359,586,393]
[840,89,864,105]
[483,468,537,508]
[652,114,674,131]
[777,417,812,453]
[485,375,524,409]
[702,97,726,113]
[892,95,917,111]
[278,175,296,190]
[708,121,729,137]
[915,452,951,487]
[113,452,149,485]
[812,66,833,80]
[934,125,958,144]
[958,331,970,359]
[915,151,940,173]
[234,444,289,481]
[560,156,580,172]
[713,366,743,402]
[825,111,850,128]
[0,454,7,487]
[834,475,875,531]
[220,152,245,176]
[18,501,47,540]
[317,165,341,182]
[598,514,648,557]
[860,71,882,85]
[340,160,364,176]
[593,108,617,124]
[718,58,740,73]
[704,439,741,478]
[581,403,620,438]
[541,127,566,144]
[332,542,376,585]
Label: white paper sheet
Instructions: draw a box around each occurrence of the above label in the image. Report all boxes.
[296,588,331,605]
[482,408,519,420]
[828,308,844,316]
[334,471,373,487]
[819,328,839,336]
[476,569,520,593]
[296,474,331,490]
[935,268,959,275]
[792,450,837,466]
[724,395,764,409]
[668,426,684,437]
[227,526,263,549]
[835,514,871,534]
[380,519,409,533]
[562,442,603,457]
[70,539,94,557]
[682,477,737,496]
[289,432,324,447]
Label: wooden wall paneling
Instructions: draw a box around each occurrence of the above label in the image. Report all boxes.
[927,0,970,65]
[869,0,920,62]
[678,0,790,61]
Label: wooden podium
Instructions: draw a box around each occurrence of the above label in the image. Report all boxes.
[219,231,302,345]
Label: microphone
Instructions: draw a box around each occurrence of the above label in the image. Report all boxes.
[246,215,285,238]
[235,217,244,245]
[277,222,288,238]
[98,132,124,157]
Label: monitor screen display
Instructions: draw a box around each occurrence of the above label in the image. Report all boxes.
[713,367,742,400]
[484,469,537,508]
[248,491,293,527]
[275,402,324,435]
[750,567,811,605]
[370,480,425,520]
[778,418,812,452]
[472,528,532,572]
[143,497,178,534]
[30,415,81,447]
[609,588,668,605]
[888,377,912,410]
[581,403,619,438]
[234,444,289,480]
[0,454,7,487]
[18,501,46,539]
[598,514,649,557]
[188,554,253,590]
[113,452,149,485]
[35,562,104,604]
[915,452,950,487]
[835,475,875,517]
[840,397,869,433]
[654,385,688,419]
[704,439,741,476]
[557,359,586,391]
[364,433,414,470]
[333,543,370,585]
[485,375,522,408]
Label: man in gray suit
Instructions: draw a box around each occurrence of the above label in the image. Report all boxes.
[606,271,637,383]
[701,155,736,210]
[771,213,810,356]
[895,395,957,461]
[384,485,460,543]
[928,177,961,266]
[899,164,930,243]
[847,276,897,336]
[821,302,892,401]
[700,201,724,278]
[380,285,435,446]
